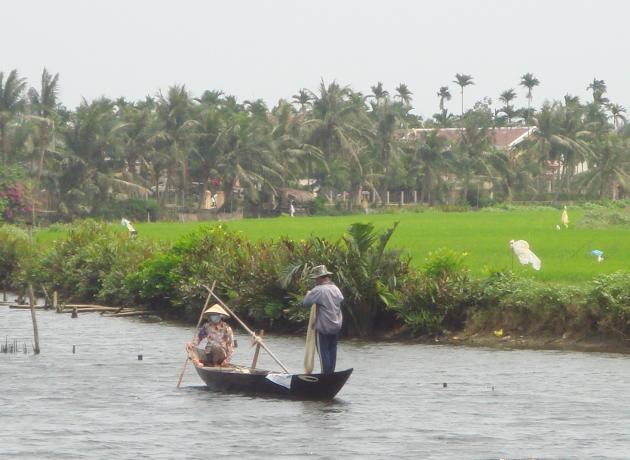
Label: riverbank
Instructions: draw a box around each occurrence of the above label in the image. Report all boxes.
[5,218,630,347]
[4,298,629,356]
[382,324,630,354]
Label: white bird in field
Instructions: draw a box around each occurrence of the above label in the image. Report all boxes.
[561,206,569,228]
[510,240,541,271]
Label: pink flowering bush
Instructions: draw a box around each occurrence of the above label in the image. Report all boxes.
[0,183,32,221]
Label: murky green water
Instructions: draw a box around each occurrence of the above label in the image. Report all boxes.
[1,298,629,459]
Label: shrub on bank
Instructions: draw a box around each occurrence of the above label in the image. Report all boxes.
[587,272,630,337]
[35,220,157,303]
[125,222,408,336]
[390,248,472,335]
[12,218,630,343]
[0,225,32,296]
[467,272,584,336]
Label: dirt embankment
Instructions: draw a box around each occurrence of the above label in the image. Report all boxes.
[382,326,630,354]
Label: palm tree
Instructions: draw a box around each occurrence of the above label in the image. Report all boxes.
[194,89,224,106]
[336,222,403,337]
[118,103,160,198]
[527,102,592,196]
[455,110,493,202]
[0,70,27,166]
[413,130,452,204]
[154,85,195,207]
[608,103,626,130]
[577,133,630,199]
[370,99,404,202]
[291,89,312,113]
[564,94,580,107]
[215,108,283,211]
[452,74,474,116]
[370,82,389,99]
[520,73,539,125]
[437,86,451,112]
[499,89,518,125]
[59,99,135,216]
[487,149,518,201]
[587,78,608,105]
[306,81,370,206]
[433,109,454,128]
[370,82,389,105]
[395,83,413,106]
[28,68,60,185]
[190,102,225,208]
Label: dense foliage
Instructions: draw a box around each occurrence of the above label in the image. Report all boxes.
[0,225,31,296]
[4,219,630,342]
[2,68,630,225]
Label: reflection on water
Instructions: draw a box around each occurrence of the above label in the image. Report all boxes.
[2,296,630,459]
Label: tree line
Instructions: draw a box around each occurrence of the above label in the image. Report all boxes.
[1,68,629,222]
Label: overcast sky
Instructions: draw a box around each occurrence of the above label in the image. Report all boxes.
[3,0,629,117]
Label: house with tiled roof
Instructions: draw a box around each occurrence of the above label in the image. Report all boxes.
[402,126,534,150]
[398,126,537,203]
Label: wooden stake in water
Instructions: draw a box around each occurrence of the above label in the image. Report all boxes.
[28,284,40,354]
[250,330,264,369]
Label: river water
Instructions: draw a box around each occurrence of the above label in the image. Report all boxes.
[1,299,629,460]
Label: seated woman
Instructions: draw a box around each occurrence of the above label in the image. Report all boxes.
[188,304,234,366]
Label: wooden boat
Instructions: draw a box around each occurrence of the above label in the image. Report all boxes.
[181,287,352,400]
[193,361,353,400]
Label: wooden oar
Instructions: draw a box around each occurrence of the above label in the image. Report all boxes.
[202,285,291,374]
[176,281,216,388]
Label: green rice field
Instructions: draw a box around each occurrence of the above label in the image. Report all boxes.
[36,209,630,283]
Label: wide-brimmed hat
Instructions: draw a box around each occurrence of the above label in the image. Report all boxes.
[203,304,230,317]
[309,265,333,279]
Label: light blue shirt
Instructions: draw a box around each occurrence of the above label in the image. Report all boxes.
[303,281,344,334]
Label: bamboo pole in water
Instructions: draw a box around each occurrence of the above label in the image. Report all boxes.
[176,281,217,388]
[28,284,40,354]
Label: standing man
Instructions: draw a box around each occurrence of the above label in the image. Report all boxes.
[303,265,344,374]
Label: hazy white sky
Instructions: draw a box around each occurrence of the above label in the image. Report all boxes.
[3,0,629,117]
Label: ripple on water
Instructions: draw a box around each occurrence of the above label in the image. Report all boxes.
[2,306,630,459]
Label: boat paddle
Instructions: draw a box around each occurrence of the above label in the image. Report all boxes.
[176,281,216,388]
[202,285,291,374]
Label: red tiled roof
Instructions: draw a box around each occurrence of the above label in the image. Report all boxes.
[404,127,534,149]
